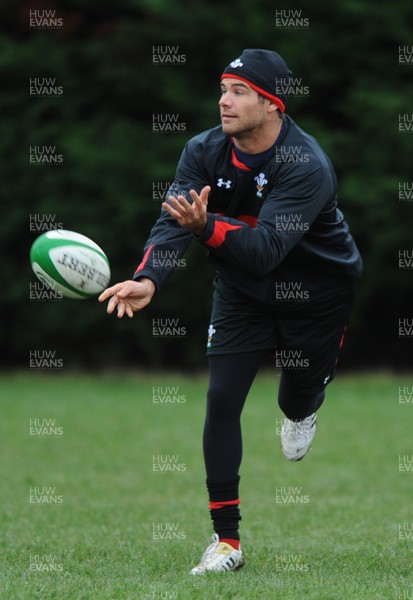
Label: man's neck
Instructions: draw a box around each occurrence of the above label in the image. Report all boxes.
[233,118,283,154]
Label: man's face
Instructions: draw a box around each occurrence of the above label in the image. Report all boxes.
[219,78,267,139]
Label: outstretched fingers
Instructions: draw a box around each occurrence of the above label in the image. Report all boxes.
[98,282,131,316]
[189,185,211,210]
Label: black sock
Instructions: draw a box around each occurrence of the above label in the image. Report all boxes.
[207,477,241,541]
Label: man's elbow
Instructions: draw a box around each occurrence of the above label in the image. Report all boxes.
[248,255,280,278]
[249,238,282,277]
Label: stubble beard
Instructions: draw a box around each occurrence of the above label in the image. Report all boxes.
[222,115,266,140]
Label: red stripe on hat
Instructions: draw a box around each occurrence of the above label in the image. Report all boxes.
[221,73,286,113]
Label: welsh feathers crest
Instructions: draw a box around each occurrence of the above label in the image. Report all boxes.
[254,172,268,198]
[229,58,243,68]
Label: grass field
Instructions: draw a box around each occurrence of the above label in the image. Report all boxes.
[0,371,412,600]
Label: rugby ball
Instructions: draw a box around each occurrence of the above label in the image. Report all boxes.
[30,229,111,299]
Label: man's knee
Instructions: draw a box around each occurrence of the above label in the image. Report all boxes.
[278,373,326,420]
[206,378,246,421]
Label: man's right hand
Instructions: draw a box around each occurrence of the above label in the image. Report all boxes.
[98,277,156,318]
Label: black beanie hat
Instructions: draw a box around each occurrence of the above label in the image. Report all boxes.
[221,48,293,113]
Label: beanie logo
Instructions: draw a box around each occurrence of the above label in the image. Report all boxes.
[229,58,243,68]
[254,172,268,198]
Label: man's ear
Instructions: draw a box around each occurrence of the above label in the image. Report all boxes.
[267,101,280,114]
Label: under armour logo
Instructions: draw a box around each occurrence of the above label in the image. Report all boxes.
[217,178,232,189]
[229,58,243,68]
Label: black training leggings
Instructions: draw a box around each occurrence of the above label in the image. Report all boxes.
[203,351,326,483]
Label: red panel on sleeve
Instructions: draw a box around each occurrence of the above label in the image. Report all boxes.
[237,215,258,228]
[134,243,154,276]
[206,221,243,248]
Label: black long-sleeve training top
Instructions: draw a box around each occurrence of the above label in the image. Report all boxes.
[134,115,362,305]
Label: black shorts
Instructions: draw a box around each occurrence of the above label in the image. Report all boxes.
[206,277,355,393]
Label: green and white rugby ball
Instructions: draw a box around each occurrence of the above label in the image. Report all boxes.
[30,229,111,299]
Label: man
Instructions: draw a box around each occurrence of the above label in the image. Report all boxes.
[99,48,362,574]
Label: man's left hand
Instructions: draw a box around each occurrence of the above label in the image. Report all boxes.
[162,185,211,235]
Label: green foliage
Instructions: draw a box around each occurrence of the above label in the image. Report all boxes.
[1,0,412,368]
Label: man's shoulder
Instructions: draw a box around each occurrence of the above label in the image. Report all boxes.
[282,115,329,158]
[272,115,334,176]
[184,125,229,154]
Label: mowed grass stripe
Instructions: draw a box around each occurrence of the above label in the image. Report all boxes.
[0,372,412,599]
